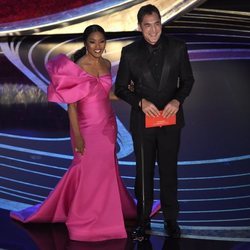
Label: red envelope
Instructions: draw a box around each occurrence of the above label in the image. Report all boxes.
[145,112,176,128]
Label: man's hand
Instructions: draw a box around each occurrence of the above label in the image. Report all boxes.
[162,99,180,118]
[139,98,160,117]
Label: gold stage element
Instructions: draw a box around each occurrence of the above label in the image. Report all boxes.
[0,0,206,36]
[37,0,206,34]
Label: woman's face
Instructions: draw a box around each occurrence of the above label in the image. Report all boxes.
[85,31,106,58]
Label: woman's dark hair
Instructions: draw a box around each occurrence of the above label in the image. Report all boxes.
[72,24,106,62]
[137,4,161,24]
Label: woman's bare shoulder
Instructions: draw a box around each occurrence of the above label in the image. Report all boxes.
[103,58,111,70]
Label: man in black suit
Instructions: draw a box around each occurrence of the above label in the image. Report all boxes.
[115,4,194,238]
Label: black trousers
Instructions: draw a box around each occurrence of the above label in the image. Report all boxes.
[132,126,181,225]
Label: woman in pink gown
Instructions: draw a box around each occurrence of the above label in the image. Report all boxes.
[10,25,136,242]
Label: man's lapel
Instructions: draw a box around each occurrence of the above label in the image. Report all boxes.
[135,39,158,89]
[158,36,171,90]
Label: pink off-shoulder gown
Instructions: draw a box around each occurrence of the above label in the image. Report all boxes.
[10,54,136,242]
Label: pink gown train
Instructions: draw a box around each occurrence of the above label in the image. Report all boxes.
[10,54,136,242]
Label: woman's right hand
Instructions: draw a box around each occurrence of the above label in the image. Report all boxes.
[74,135,85,155]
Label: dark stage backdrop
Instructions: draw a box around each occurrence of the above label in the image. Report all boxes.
[0,28,249,240]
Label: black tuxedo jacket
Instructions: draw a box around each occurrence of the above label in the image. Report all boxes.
[115,34,194,132]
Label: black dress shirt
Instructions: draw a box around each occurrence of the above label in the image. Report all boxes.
[146,37,165,85]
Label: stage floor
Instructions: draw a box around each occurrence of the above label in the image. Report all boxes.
[0,208,249,250]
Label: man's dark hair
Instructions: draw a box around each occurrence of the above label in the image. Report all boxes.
[137,4,161,24]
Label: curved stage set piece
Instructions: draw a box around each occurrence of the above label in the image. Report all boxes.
[0,0,249,248]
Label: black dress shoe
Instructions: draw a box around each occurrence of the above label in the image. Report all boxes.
[131,226,146,241]
[131,222,151,241]
[164,220,181,238]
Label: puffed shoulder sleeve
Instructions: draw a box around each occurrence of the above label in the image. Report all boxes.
[46,54,93,104]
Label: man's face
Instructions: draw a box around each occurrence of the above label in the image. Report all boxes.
[138,12,162,45]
